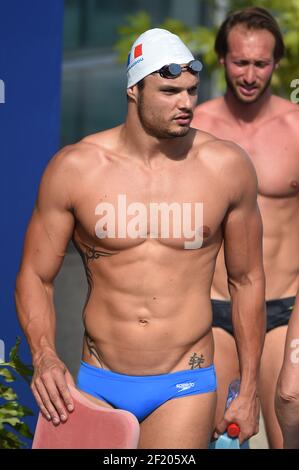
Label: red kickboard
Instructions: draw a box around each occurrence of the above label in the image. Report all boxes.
[32,384,140,449]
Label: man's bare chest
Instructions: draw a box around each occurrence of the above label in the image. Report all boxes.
[208,120,299,198]
[72,164,226,252]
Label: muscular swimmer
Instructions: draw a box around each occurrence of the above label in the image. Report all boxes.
[15,28,265,449]
[192,7,299,448]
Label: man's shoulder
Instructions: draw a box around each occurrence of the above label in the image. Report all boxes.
[193,97,224,118]
[271,95,299,127]
[195,136,257,201]
[49,128,119,172]
[80,127,121,151]
[271,94,298,111]
[282,102,299,131]
[195,96,224,112]
[198,134,252,168]
[192,97,227,130]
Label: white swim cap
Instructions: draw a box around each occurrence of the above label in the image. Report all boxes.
[127,28,197,88]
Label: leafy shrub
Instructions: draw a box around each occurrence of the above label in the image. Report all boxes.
[0,338,34,449]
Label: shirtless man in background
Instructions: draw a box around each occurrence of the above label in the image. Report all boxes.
[15,28,265,448]
[192,7,299,448]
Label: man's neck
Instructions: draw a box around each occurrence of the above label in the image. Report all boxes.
[121,116,195,167]
[223,88,273,127]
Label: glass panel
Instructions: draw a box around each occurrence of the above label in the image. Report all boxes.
[61,55,126,144]
[64,0,172,53]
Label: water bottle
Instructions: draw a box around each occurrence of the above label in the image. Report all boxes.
[213,379,241,449]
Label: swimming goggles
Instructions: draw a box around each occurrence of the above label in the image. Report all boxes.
[153,59,203,79]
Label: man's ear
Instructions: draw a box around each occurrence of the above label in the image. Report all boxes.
[274,61,280,70]
[219,56,225,66]
[127,85,138,103]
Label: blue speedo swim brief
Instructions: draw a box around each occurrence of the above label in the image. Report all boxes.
[77,361,217,422]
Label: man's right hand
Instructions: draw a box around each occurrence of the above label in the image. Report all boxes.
[31,351,75,425]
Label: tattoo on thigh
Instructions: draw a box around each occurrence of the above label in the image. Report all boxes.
[188,352,205,369]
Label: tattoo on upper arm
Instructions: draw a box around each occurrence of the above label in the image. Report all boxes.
[188,352,205,369]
